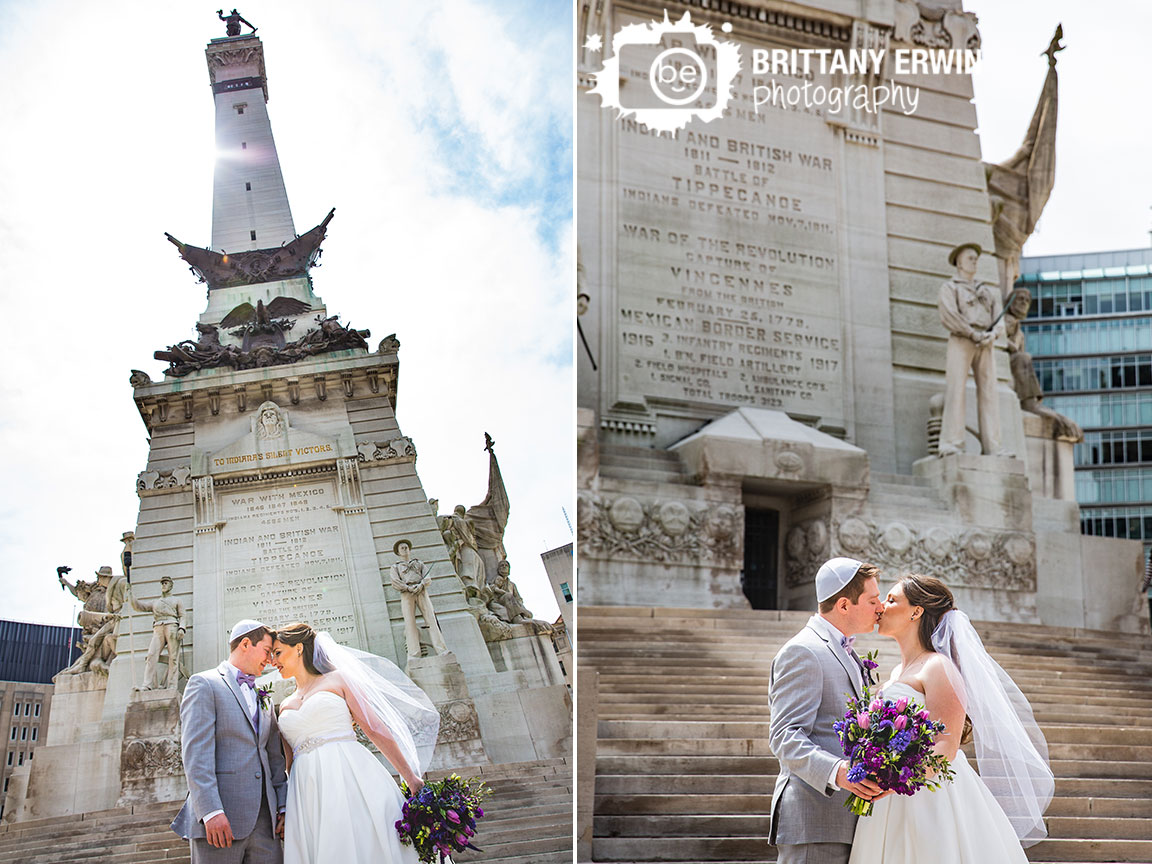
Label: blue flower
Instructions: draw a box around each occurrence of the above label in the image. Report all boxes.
[846,763,868,784]
[890,730,913,752]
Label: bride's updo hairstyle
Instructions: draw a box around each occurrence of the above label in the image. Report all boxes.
[899,574,973,744]
[898,574,955,652]
[275,622,323,676]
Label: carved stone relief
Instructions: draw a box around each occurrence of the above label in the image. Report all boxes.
[437,700,482,744]
[121,737,183,780]
[356,436,417,464]
[834,516,1035,591]
[577,491,742,564]
[893,0,981,51]
[785,518,831,588]
[137,466,193,493]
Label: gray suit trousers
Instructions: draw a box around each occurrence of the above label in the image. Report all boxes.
[190,794,281,864]
[777,842,851,864]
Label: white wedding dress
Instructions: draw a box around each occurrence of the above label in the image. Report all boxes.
[278,691,421,864]
[848,683,1029,864]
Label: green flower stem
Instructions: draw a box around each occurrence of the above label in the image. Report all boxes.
[845,794,874,817]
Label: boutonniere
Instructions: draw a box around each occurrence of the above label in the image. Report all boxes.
[861,649,880,686]
[257,685,273,711]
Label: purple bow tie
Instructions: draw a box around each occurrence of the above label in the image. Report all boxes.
[840,635,856,651]
[236,671,256,688]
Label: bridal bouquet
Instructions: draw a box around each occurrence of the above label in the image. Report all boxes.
[833,687,955,816]
[397,773,492,863]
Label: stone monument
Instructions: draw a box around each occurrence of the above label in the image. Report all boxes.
[576,2,1144,631]
[6,16,569,822]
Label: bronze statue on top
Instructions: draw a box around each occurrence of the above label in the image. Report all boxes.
[217,9,256,37]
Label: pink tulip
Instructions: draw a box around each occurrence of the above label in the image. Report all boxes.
[917,710,930,721]
[857,712,871,730]
[894,697,909,712]
[870,699,883,712]
[893,715,907,731]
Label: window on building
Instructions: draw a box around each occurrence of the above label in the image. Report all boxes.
[31,727,37,742]
[241,142,247,150]
[560,582,572,602]
[9,726,15,741]
[33,704,40,718]
[10,703,16,717]
[250,230,257,241]
[24,702,30,716]
[245,182,252,191]
[17,752,23,766]
[20,727,26,741]
[5,752,11,767]
[234,104,246,115]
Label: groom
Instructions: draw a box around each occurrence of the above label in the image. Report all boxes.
[768,558,885,864]
[172,620,288,863]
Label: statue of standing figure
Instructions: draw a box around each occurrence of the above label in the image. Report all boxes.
[388,539,449,659]
[441,505,487,598]
[937,243,1013,458]
[130,576,186,690]
[57,566,121,675]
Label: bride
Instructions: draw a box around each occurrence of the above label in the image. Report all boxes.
[848,575,1054,864]
[270,622,439,864]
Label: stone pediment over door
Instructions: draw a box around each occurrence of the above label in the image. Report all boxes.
[671,407,869,488]
[199,401,354,477]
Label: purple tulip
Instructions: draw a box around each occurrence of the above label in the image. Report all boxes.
[893,715,907,731]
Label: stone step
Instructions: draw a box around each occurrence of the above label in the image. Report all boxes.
[1027,838,1152,862]
[871,472,934,488]
[595,774,777,796]
[1047,797,1152,817]
[593,836,773,861]
[596,794,774,815]
[598,755,778,775]
[596,814,769,838]
[1046,816,1152,840]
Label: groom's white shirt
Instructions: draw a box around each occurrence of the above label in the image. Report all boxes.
[806,614,862,791]
[202,662,265,825]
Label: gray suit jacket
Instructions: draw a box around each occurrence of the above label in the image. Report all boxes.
[768,617,863,846]
[171,662,288,840]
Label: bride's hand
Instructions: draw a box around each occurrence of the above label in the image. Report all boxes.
[408,776,424,794]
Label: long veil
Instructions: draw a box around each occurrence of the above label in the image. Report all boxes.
[312,632,440,775]
[932,610,1054,847]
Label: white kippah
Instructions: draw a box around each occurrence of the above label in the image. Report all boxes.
[229,619,268,643]
[815,557,865,602]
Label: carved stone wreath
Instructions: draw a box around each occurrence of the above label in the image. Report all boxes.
[437,700,481,743]
[834,517,1035,591]
[577,491,742,565]
[121,736,183,780]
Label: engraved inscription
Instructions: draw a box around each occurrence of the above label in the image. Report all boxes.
[218,480,358,639]
[613,18,844,421]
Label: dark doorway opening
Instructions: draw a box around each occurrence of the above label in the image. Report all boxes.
[743,508,780,609]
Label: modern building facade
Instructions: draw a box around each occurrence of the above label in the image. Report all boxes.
[541,544,574,688]
[0,619,80,817]
[1019,247,1152,555]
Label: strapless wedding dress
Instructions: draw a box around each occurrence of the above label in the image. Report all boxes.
[278,690,420,864]
[848,683,1029,864]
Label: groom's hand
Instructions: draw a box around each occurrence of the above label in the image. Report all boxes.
[836,760,883,801]
[276,811,285,839]
[205,813,234,848]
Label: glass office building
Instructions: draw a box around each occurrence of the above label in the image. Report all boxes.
[1019,247,1152,554]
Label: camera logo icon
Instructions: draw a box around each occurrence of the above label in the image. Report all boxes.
[590,11,741,134]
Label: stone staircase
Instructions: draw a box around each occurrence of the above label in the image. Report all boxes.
[599,445,690,485]
[0,758,572,864]
[868,472,952,518]
[581,605,1152,863]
